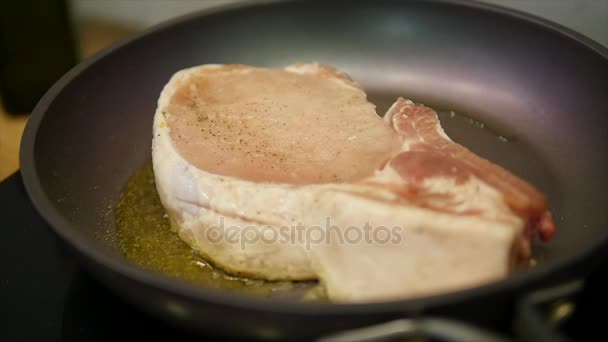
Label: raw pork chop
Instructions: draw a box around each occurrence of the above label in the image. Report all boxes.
[152,63,554,301]
[305,98,555,301]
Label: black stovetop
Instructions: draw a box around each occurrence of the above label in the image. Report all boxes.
[0,173,204,341]
[0,172,605,341]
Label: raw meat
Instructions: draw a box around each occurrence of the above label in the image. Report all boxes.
[152,63,554,301]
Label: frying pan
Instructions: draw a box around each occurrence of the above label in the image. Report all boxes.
[19,0,608,340]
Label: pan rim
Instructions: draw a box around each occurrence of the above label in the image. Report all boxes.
[20,0,608,315]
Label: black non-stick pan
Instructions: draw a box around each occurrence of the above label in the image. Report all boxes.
[19,0,608,340]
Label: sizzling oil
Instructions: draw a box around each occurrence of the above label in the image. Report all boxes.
[115,163,314,298]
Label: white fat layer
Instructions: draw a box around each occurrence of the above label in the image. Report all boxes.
[285,62,362,92]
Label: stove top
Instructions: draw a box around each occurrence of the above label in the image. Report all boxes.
[0,173,202,341]
[0,172,605,341]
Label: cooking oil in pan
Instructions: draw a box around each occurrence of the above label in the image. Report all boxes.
[115,163,316,299]
[115,107,548,299]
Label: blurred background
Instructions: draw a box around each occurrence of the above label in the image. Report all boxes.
[1,0,607,181]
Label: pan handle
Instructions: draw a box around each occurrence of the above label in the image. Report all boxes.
[514,280,582,342]
[318,318,510,342]
[318,280,582,342]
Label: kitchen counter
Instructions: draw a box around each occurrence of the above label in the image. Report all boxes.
[0,108,28,180]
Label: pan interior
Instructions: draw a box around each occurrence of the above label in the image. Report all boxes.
[113,99,555,300]
[26,0,608,303]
